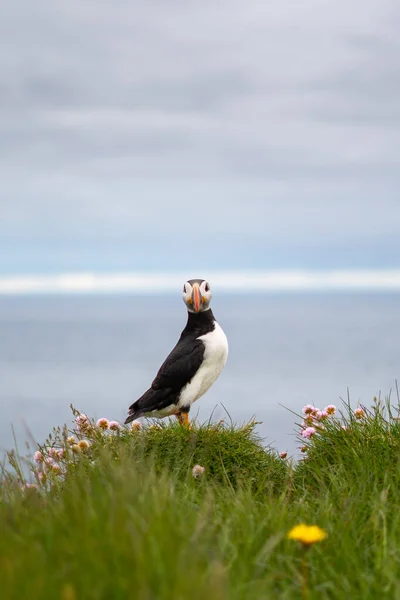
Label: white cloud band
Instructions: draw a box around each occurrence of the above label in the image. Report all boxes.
[1,270,400,294]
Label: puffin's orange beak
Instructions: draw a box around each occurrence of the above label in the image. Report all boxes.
[192,283,201,313]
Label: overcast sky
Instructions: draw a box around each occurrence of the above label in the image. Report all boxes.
[1,0,399,274]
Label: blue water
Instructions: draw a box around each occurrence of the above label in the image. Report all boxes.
[0,293,399,456]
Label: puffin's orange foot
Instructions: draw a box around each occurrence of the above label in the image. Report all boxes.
[176,412,191,429]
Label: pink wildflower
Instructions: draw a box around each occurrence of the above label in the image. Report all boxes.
[96,418,109,430]
[51,464,62,475]
[34,451,44,463]
[56,449,65,459]
[192,465,205,479]
[43,458,56,471]
[131,420,143,431]
[302,405,315,416]
[325,404,336,415]
[75,414,91,432]
[315,410,329,421]
[279,451,288,459]
[354,407,365,419]
[311,408,320,418]
[47,447,58,459]
[37,472,46,483]
[108,421,121,431]
[78,439,90,451]
[301,427,316,439]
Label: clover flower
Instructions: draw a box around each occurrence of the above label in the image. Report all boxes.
[108,421,121,431]
[96,418,109,430]
[302,405,315,416]
[354,407,365,419]
[287,524,327,546]
[192,465,205,479]
[301,427,316,439]
[325,404,336,415]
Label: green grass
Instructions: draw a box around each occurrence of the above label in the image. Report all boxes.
[2,397,400,599]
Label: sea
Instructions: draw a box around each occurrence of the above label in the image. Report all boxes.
[1,293,399,457]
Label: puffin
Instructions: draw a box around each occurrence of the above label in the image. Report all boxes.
[124,278,228,426]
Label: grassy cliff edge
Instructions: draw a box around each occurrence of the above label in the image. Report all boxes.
[2,397,400,599]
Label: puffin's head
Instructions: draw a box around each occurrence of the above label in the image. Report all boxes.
[182,279,212,313]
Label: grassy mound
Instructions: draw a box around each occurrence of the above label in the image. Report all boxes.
[295,397,400,493]
[99,419,288,497]
[3,397,400,599]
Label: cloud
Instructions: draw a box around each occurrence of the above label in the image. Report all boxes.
[1,0,400,270]
[2,269,400,295]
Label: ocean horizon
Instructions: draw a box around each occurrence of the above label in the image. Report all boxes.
[1,290,399,457]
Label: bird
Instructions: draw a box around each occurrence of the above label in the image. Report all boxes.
[124,278,228,427]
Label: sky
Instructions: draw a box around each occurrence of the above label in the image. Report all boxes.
[1,0,400,275]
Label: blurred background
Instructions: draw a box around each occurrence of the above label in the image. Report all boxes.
[1,0,399,455]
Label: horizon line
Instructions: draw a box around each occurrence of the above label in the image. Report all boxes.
[1,269,400,294]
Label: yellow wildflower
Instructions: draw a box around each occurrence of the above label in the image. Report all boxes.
[287,524,327,546]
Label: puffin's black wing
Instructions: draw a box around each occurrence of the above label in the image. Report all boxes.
[124,338,205,423]
[152,338,205,391]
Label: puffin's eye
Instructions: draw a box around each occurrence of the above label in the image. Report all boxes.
[183,284,187,293]
[205,282,210,292]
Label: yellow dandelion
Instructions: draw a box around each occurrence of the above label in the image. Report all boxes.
[287,524,327,546]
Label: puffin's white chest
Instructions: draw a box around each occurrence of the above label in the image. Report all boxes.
[178,322,228,409]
